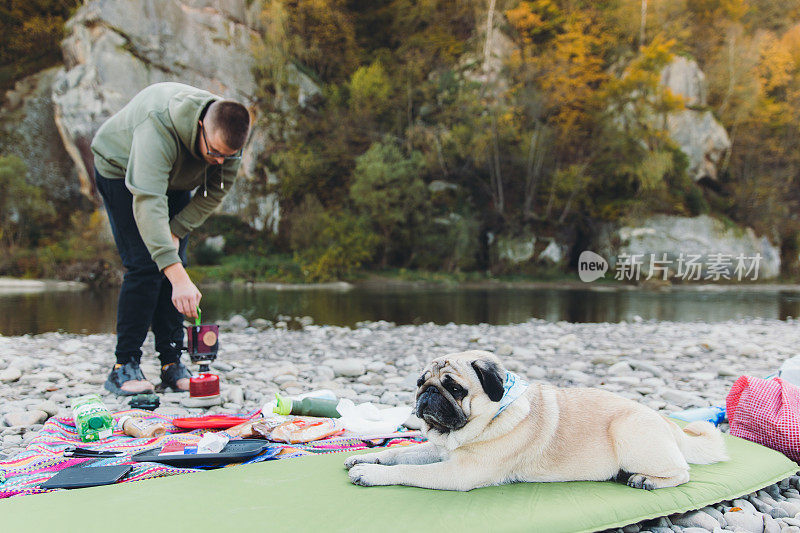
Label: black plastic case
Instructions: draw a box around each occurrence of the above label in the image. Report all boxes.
[40,465,133,489]
[131,439,272,466]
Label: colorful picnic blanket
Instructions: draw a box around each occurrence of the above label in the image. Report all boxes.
[0,409,424,499]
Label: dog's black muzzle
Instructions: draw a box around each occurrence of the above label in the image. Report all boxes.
[415,385,467,432]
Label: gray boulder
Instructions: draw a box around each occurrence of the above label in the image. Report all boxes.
[227,315,249,331]
[659,57,731,183]
[666,109,730,183]
[0,367,22,383]
[325,358,366,378]
[497,233,536,265]
[0,69,80,202]
[660,56,706,107]
[598,214,781,280]
[671,510,722,530]
[722,510,763,533]
[538,240,567,265]
[4,410,48,427]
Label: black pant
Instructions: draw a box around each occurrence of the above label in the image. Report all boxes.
[95,168,190,367]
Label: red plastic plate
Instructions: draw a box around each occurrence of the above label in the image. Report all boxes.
[172,415,251,429]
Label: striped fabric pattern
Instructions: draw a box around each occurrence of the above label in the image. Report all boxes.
[0,409,424,499]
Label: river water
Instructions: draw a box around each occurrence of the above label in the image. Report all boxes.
[1,285,799,335]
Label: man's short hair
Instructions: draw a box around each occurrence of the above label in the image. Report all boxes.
[206,100,251,150]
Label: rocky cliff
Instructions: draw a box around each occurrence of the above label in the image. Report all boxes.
[660,56,731,183]
[597,215,781,280]
[52,0,262,198]
[0,0,293,231]
[0,68,80,204]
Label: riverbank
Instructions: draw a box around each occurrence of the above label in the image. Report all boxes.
[0,277,86,295]
[1,318,799,530]
[4,278,800,337]
[2,274,798,294]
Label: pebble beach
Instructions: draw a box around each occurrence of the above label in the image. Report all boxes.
[2,315,800,532]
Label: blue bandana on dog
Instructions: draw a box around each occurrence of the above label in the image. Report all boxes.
[493,371,530,419]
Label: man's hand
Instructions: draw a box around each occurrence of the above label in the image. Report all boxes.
[163,263,201,318]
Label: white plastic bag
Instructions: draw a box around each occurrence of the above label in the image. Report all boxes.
[335,399,411,435]
[197,432,229,454]
[779,355,800,386]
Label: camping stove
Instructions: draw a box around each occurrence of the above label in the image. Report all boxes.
[186,311,221,400]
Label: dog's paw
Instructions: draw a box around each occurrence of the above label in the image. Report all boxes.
[344,454,381,470]
[348,464,389,487]
[627,474,656,491]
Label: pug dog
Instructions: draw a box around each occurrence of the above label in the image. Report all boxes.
[345,350,728,491]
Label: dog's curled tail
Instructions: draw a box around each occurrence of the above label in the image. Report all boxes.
[668,419,729,464]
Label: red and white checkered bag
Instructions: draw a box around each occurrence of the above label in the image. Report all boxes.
[727,375,800,462]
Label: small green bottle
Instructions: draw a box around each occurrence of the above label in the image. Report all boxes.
[71,394,114,442]
[273,393,341,418]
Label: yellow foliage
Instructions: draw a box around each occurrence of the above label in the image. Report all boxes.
[527,13,611,142]
[687,0,748,25]
[604,35,681,121]
[506,1,554,45]
[635,151,674,191]
[759,32,794,94]
[349,60,392,115]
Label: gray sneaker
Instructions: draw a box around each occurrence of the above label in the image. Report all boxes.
[103,361,152,396]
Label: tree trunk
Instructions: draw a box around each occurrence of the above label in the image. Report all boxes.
[484,0,497,74]
[544,165,558,220]
[718,28,737,115]
[524,124,547,217]
[434,130,449,178]
[381,227,391,268]
[558,187,578,224]
[491,113,504,214]
[639,0,647,49]
[406,78,413,152]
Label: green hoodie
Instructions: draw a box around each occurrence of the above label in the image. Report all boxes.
[91,82,240,271]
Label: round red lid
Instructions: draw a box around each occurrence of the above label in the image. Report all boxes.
[172,415,251,429]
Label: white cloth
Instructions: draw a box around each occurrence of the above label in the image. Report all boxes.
[197,432,229,454]
[335,399,411,435]
[493,371,529,419]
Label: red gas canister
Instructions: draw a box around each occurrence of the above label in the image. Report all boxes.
[189,373,220,398]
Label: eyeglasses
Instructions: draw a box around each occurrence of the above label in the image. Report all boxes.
[199,121,242,160]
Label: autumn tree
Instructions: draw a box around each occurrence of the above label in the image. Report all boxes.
[505,4,614,221]
[249,0,800,276]
[350,141,429,266]
[0,0,80,92]
[726,24,800,252]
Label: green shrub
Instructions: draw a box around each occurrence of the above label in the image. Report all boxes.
[297,210,379,281]
[193,242,225,266]
[684,186,709,216]
[286,194,327,252]
[413,213,480,272]
[0,155,55,247]
[190,214,268,256]
[191,254,303,283]
[350,141,430,266]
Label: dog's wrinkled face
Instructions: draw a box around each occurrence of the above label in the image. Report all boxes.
[415,351,505,435]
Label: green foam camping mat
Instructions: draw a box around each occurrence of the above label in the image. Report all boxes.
[1,431,796,533]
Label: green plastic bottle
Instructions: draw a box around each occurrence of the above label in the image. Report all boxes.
[273,393,341,418]
[71,394,114,442]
